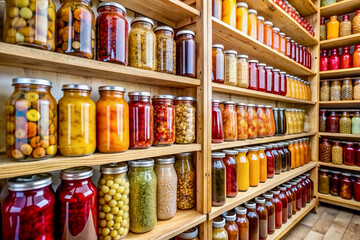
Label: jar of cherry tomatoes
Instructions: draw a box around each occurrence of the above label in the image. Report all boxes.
[152,95,175,146]
[236,103,248,140]
[354,175,360,202]
[96,86,129,153]
[2,173,55,240]
[340,173,353,199]
[57,166,97,239]
[222,101,237,141]
[212,99,224,143]
[96,2,128,64]
[247,104,258,139]
[128,92,153,148]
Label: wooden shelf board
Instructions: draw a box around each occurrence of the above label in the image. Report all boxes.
[320,67,360,79]
[287,0,318,17]
[319,100,360,108]
[268,198,318,240]
[212,18,316,77]
[126,209,206,240]
[0,43,200,88]
[319,132,360,140]
[208,162,317,220]
[212,83,316,104]
[212,132,316,151]
[318,193,360,211]
[0,144,201,179]
[245,0,318,46]
[320,33,360,49]
[318,161,360,171]
[320,0,360,18]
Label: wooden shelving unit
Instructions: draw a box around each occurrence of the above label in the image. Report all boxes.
[287,0,318,17]
[319,132,360,140]
[319,100,360,108]
[318,162,360,171]
[320,33,360,49]
[318,193,360,211]
[319,67,360,79]
[320,0,360,18]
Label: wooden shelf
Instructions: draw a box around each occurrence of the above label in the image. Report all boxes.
[320,0,360,18]
[126,210,206,240]
[318,162,360,171]
[318,193,360,211]
[287,0,318,17]
[212,132,316,151]
[212,18,316,76]
[0,43,200,88]
[208,162,317,220]
[245,0,318,46]
[212,83,316,104]
[319,100,360,108]
[320,33,360,49]
[0,144,201,179]
[319,132,360,140]
[320,67,360,79]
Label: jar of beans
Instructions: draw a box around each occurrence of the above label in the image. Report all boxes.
[320,80,330,101]
[354,79,360,100]
[332,141,343,165]
[331,80,342,101]
[339,111,352,134]
[320,138,332,163]
[341,78,353,101]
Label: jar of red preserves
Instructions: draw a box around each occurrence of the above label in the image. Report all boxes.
[277,143,287,172]
[247,104,258,139]
[248,60,259,90]
[296,177,306,208]
[294,43,299,63]
[279,71,287,96]
[258,63,267,92]
[279,32,286,55]
[354,175,360,202]
[212,44,225,84]
[327,111,339,133]
[273,69,281,95]
[329,48,340,70]
[356,144,360,167]
[57,166,97,239]
[212,100,224,143]
[330,170,341,196]
[2,173,55,240]
[255,197,268,240]
[344,142,355,166]
[289,180,301,211]
[286,37,292,58]
[223,150,238,198]
[129,92,153,148]
[290,40,296,60]
[270,144,280,175]
[340,173,353,199]
[236,103,248,140]
[320,50,329,71]
[283,184,293,219]
[300,175,309,204]
[271,189,282,229]
[96,2,128,64]
[278,186,288,224]
[152,95,175,146]
[265,145,275,178]
[244,201,259,240]
[176,30,196,78]
[340,46,352,69]
[304,173,313,202]
[263,192,275,234]
[265,66,274,93]
[222,101,237,141]
[283,142,291,171]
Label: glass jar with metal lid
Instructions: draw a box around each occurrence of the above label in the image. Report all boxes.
[176,30,196,78]
[176,227,199,240]
[222,101,237,141]
[97,86,129,153]
[56,166,97,239]
[223,149,238,197]
[256,105,267,138]
[129,17,156,70]
[59,84,96,156]
[212,99,224,143]
[128,159,157,233]
[212,44,225,84]
[257,63,267,92]
[235,148,250,191]
[6,78,57,161]
[154,26,176,74]
[340,172,352,199]
[248,60,259,90]
[236,103,248,140]
[319,169,330,194]
[174,96,196,144]
[212,152,226,206]
[224,50,238,86]
[247,104,258,139]
[152,95,175,146]
[2,173,55,239]
[342,78,353,100]
[248,147,260,186]
[237,54,249,88]
[340,111,352,134]
[213,217,228,240]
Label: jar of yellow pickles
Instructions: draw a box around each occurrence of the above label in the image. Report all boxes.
[285,109,293,134]
[59,84,96,156]
[291,109,298,134]
[295,110,302,133]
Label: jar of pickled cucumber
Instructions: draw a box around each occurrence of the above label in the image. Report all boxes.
[6,78,57,161]
[3,0,56,51]
[98,163,130,239]
[58,84,96,156]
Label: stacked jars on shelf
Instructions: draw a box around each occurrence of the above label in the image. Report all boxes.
[211,138,311,207]
[320,78,360,101]
[319,109,360,134]
[319,138,360,167]
[211,174,314,239]
[320,45,360,71]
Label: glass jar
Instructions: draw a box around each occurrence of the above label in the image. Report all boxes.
[235,148,249,191]
[320,81,330,101]
[273,69,280,95]
[264,21,273,48]
[255,197,268,240]
[357,144,360,167]
[154,26,176,74]
[224,212,239,240]
[278,143,287,172]
[256,105,266,138]
[265,66,274,93]
[4,0,56,51]
[174,97,196,144]
[340,173,352,199]
[294,43,299,63]
[286,37,292,58]
[212,152,226,206]
[283,142,292,171]
[257,63,267,92]
[59,84,95,156]
[298,45,303,65]
[320,50,329,72]
[288,141,296,169]
[57,167,97,239]
[352,111,360,134]
[290,40,296,60]
[265,106,275,137]
[329,170,340,196]
[128,159,157,233]
[212,44,225,84]
[354,80,360,100]
[272,27,280,52]
[223,101,237,141]
[96,2,128,64]
[258,146,267,183]
[248,147,260,187]
[264,145,275,178]
[225,50,238,86]
[98,163,130,239]
[236,2,248,34]
[278,186,288,223]
[56,0,95,58]
[237,55,249,88]
[223,150,238,198]
[212,100,224,143]
[212,217,228,240]
[176,227,199,240]
[248,9,258,39]
[236,103,248,140]
[245,201,259,240]
[175,152,196,210]
[354,45,360,68]
[296,178,306,208]
[321,0,336,7]
[327,111,339,133]
[213,0,222,19]
[248,60,259,90]
[222,0,236,27]
[155,156,177,220]
[263,192,275,234]
[305,173,314,202]
[342,78,353,100]
[128,92,153,149]
[352,10,360,34]
[247,104,258,139]
[354,175,360,202]
[327,16,339,39]
[176,30,196,78]
[272,144,281,174]
[320,17,327,41]
[319,110,327,132]
[279,32,286,55]
[344,142,355,166]
[294,140,301,168]
[341,46,352,69]
[340,111,352,134]
[2,173,55,239]
[235,206,249,240]
[329,48,340,70]
[257,16,265,44]
[271,189,282,229]
[152,95,175,146]
[289,180,301,211]
[278,108,286,135]
[285,109,293,134]
[332,141,343,165]
[283,184,294,219]
[320,138,332,162]
[96,86,129,153]
[6,78,57,161]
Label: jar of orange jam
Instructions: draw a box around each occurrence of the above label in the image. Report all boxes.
[294,140,300,168]
[247,147,260,187]
[290,76,296,98]
[235,148,249,191]
[288,141,296,169]
[236,2,248,34]
[299,139,305,166]
[279,32,286,55]
[272,27,280,52]
[223,0,237,27]
[257,16,265,44]
[248,9,258,39]
[264,21,273,48]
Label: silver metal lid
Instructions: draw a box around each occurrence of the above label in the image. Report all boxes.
[245,201,256,209]
[272,69,280,72]
[279,32,286,37]
[271,143,278,148]
[255,197,266,204]
[235,206,247,214]
[62,84,92,91]
[177,227,198,239]
[176,30,195,37]
[265,66,274,70]
[342,172,352,176]
[212,44,224,49]
[257,63,267,66]
[247,104,256,107]
[264,105,273,108]
[97,1,126,13]
[154,26,174,33]
[129,159,154,167]
[212,99,222,103]
[263,191,273,199]
[237,54,249,59]
[332,171,341,174]
[257,146,266,150]
[213,217,226,228]
[248,60,259,63]
[264,21,273,26]
[223,149,238,155]
[236,103,247,106]
[152,95,174,99]
[98,86,126,92]
[234,148,248,153]
[222,100,235,105]
[175,96,195,101]
[271,189,280,195]
[212,152,226,158]
[224,211,237,221]
[248,147,259,151]
[280,71,286,74]
[61,166,93,180]
[131,17,154,26]
[237,2,248,8]
[286,37,291,40]
[8,173,52,191]
[278,143,284,147]
[257,16,265,21]
[289,180,298,185]
[278,185,287,190]
[283,183,291,188]
[264,144,272,149]
[128,91,151,97]
[248,9,257,14]
[224,50,238,55]
[175,152,193,157]
[155,156,175,164]
[12,78,52,87]
[100,163,128,174]
[257,104,265,107]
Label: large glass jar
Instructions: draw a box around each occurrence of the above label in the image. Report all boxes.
[96,2,128,64]
[264,21,273,47]
[155,156,177,220]
[279,32,286,55]
[4,0,56,51]
[285,109,294,134]
[320,138,332,163]
[248,147,260,187]
[290,180,301,211]
[327,16,339,39]
[237,55,249,88]
[319,170,330,194]
[340,111,352,134]
[344,142,355,166]
[296,178,306,208]
[352,111,360,134]
[128,17,155,70]
[235,148,249,191]
[176,30,196,78]
[56,0,95,58]
[340,173,352,199]
[258,146,267,183]
[245,201,259,240]
[128,159,157,233]
[278,186,288,224]
[96,86,129,153]
[283,184,294,219]
[213,0,222,19]
[278,143,287,172]
[212,217,228,240]
[257,16,265,44]
[354,45,360,68]
[176,227,199,240]
[329,48,340,70]
[175,152,196,210]
[222,0,236,27]
[59,84,96,156]
[332,141,343,165]
[153,26,176,73]
[320,17,327,41]
[265,106,275,137]
[236,2,248,34]
[224,212,239,240]
[223,150,238,198]
[279,71,287,96]
[352,10,360,34]
[212,44,225,84]
[98,163,130,240]
[263,192,275,234]
[320,50,329,71]
[236,103,248,140]
[223,101,237,141]
[354,175,360,202]
[248,9,258,39]
[235,206,249,240]
[283,142,291,170]
[57,167,97,239]
[225,50,238,86]
[319,110,327,132]
[272,27,280,52]
[341,79,353,100]
[257,63,267,92]
[212,100,224,143]
[248,60,259,90]
[278,108,286,135]
[273,69,280,95]
[128,92,153,149]
[6,78,57,161]
[331,80,342,101]
[212,152,226,206]
[152,95,175,146]
[272,144,281,174]
[247,104,258,139]
[286,37,292,58]
[330,170,340,196]
[256,105,266,138]
[2,173,55,240]
[265,66,273,93]
[357,144,360,167]
[255,197,268,240]
[320,81,330,101]
[174,97,196,144]
[271,189,282,229]
[354,80,360,100]
[327,111,339,133]
[265,145,275,178]
[341,46,352,69]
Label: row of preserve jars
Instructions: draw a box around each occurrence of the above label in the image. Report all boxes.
[320,46,360,71]
[3,0,196,77]
[5,78,196,161]
[320,78,360,101]
[321,12,360,40]
[212,175,314,240]
[2,156,196,239]
[211,139,311,206]
[319,138,360,166]
[319,110,360,134]
[318,169,360,202]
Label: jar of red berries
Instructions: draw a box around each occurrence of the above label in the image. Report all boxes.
[152,95,175,146]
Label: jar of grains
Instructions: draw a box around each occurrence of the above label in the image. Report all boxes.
[224,50,238,86]
[340,15,352,37]
[339,111,352,134]
[352,10,360,34]
[320,81,330,101]
[320,138,332,163]
[342,78,353,100]
[154,26,176,74]
[332,141,343,165]
[237,55,249,88]
[174,97,196,144]
[331,80,342,101]
[320,110,327,132]
[354,80,360,100]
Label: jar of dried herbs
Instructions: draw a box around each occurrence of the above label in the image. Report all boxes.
[332,141,343,165]
[331,80,342,101]
[128,159,157,233]
[129,17,156,70]
[154,26,176,74]
[340,15,352,37]
[340,111,352,133]
[320,80,330,101]
[341,78,353,100]
[224,50,237,86]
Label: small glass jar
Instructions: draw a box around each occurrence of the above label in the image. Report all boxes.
[340,173,352,199]
[320,138,332,163]
[265,66,274,93]
[257,16,265,44]
[152,95,175,146]
[279,71,287,96]
[237,55,249,88]
[128,91,153,149]
[272,144,281,174]
[340,111,352,134]
[264,145,275,178]
[176,227,199,240]
[212,100,224,143]
[224,212,239,240]
[329,48,340,70]
[354,44,360,68]
[320,81,330,101]
[235,206,249,240]
[296,178,306,208]
[258,146,267,183]
[332,141,343,165]
[248,60,259,90]
[327,111,339,133]
[273,69,281,95]
[272,27,280,52]
[278,143,287,172]
[212,217,228,240]
[265,106,275,137]
[290,40,296,61]
[305,173,314,202]
[279,32,286,55]
[288,181,299,213]
[354,79,360,100]
[223,101,237,141]
[319,110,327,132]
[245,201,259,240]
[278,186,288,224]
[247,104,258,139]
[174,97,196,144]
[352,111,360,134]
[236,103,248,140]
[344,142,355,166]
[236,2,248,34]
[320,49,330,71]
[154,26,176,74]
[320,17,327,40]
[176,30,196,78]
[255,197,268,240]
[213,0,222,19]
[212,152,226,206]
[235,148,249,191]
[263,192,275,234]
[248,9,258,39]
[128,159,157,233]
[294,43,299,63]
[283,142,292,171]
[223,150,238,198]
[225,50,238,86]
[329,170,341,196]
[341,46,352,69]
[357,144,360,167]
[256,105,267,138]
[248,147,260,187]
[278,108,286,135]
[212,44,225,84]
[222,0,236,27]
[342,78,353,100]
[354,175,360,202]
[283,184,294,219]
[264,21,273,48]
[257,63,267,92]
[271,189,282,229]
[321,0,336,7]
